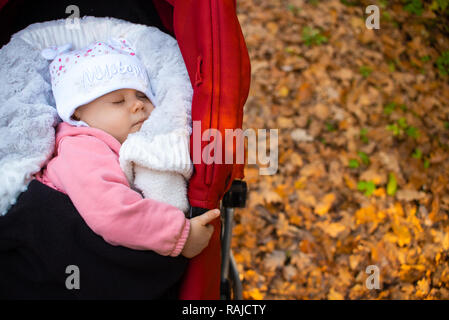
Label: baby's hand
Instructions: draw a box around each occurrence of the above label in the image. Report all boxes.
[181,209,220,258]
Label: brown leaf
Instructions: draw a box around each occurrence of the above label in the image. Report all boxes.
[396,190,427,202]
[317,221,346,238]
[296,82,313,104]
[264,250,286,272]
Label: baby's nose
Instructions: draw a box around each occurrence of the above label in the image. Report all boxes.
[131,99,145,112]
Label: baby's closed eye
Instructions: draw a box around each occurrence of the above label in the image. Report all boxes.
[137,94,149,100]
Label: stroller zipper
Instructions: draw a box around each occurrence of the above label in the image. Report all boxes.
[205,0,221,187]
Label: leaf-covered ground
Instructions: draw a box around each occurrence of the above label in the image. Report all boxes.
[232,0,449,299]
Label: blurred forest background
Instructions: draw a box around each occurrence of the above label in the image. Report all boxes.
[231,0,449,299]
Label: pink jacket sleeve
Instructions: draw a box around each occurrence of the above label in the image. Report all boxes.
[48,135,190,257]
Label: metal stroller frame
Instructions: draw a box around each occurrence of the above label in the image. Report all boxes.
[220,180,247,300]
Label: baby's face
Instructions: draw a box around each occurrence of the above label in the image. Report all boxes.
[72,88,154,144]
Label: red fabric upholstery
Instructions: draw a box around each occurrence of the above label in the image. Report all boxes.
[160,0,250,299]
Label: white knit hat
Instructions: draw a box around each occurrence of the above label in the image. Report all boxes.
[41,38,156,127]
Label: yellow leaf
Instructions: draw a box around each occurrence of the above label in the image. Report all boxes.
[276,213,290,236]
[407,206,423,234]
[373,187,386,197]
[392,223,412,247]
[314,193,336,215]
[244,167,260,184]
[266,22,278,34]
[355,205,377,224]
[244,270,257,282]
[416,278,430,298]
[318,221,346,238]
[239,248,252,264]
[371,245,378,262]
[328,288,344,300]
[436,252,441,264]
[377,210,387,221]
[248,288,264,300]
[233,224,244,236]
[263,190,282,204]
[248,191,265,208]
[266,240,275,252]
[349,254,363,270]
[294,177,307,189]
[234,252,245,264]
[289,214,302,226]
[274,184,289,198]
[399,264,426,281]
[383,232,398,244]
[350,17,365,31]
[429,195,440,222]
[290,152,303,167]
[391,202,405,218]
[244,234,257,249]
[279,149,292,164]
[278,86,289,97]
[443,232,449,250]
[297,190,317,207]
[355,205,386,228]
[277,116,294,128]
[344,174,357,190]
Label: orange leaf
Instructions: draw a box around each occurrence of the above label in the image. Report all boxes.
[314,193,336,215]
[296,82,313,104]
[248,288,264,300]
[392,223,412,247]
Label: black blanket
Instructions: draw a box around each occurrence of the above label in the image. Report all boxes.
[0,179,188,299]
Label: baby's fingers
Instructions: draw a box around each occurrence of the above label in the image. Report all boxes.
[197,209,220,226]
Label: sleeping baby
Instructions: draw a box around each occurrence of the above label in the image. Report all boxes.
[34,38,218,258]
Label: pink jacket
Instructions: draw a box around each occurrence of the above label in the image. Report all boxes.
[34,122,190,257]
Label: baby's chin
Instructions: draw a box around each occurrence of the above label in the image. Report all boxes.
[129,122,143,133]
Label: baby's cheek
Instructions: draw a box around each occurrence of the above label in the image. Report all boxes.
[146,102,155,113]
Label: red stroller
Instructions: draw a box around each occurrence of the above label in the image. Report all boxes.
[0,0,250,299]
